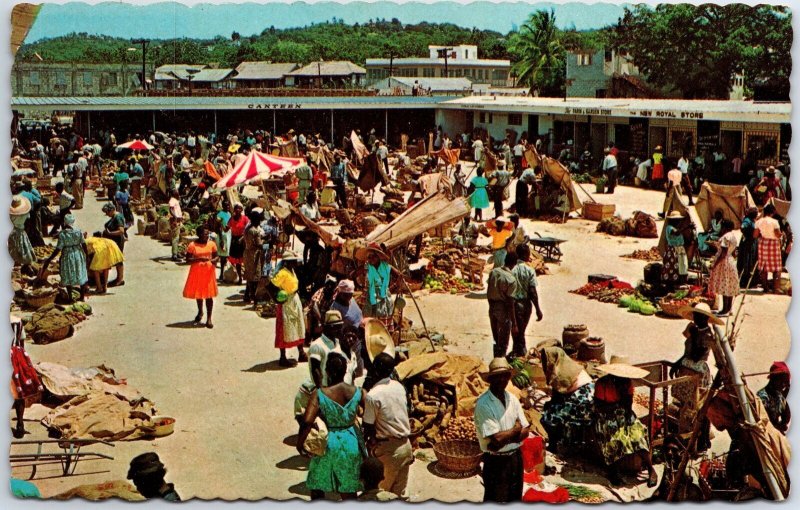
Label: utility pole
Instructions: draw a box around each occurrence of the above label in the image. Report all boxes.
[440,47,453,78]
[131,38,150,91]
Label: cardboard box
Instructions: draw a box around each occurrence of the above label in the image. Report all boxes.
[582,202,616,221]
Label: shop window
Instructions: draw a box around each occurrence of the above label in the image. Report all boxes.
[745,131,780,165]
[508,113,522,126]
[577,53,592,66]
[423,67,435,78]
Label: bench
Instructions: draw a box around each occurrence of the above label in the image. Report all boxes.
[10,439,115,479]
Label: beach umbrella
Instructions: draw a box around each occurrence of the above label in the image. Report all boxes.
[12,168,36,177]
[116,140,154,151]
[214,151,305,189]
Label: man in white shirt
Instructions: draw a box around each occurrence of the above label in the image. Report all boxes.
[473,357,530,502]
[677,154,694,204]
[636,158,652,186]
[363,353,412,499]
[299,191,320,221]
[376,141,390,176]
[168,189,183,262]
[601,148,618,194]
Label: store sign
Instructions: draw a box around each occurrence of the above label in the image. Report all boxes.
[631,109,704,120]
[247,103,303,110]
[564,107,612,115]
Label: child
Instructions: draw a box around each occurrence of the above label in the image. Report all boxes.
[357,458,399,502]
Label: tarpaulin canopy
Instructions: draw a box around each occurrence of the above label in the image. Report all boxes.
[350,130,369,164]
[116,140,154,151]
[418,172,453,196]
[308,144,334,173]
[214,151,304,189]
[695,183,756,231]
[204,160,222,182]
[430,148,461,167]
[524,147,583,213]
[769,197,791,219]
[356,153,389,192]
[364,190,470,255]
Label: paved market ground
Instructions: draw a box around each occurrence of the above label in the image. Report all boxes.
[16,176,790,501]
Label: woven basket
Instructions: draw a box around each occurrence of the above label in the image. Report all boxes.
[26,291,57,309]
[432,440,482,475]
[659,299,684,318]
[40,325,73,343]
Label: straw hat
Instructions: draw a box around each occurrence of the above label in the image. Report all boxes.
[666,210,684,220]
[365,318,395,361]
[481,357,513,380]
[655,145,663,151]
[766,166,776,175]
[596,361,648,379]
[323,310,344,326]
[281,250,301,261]
[679,302,724,326]
[608,354,630,365]
[366,242,389,261]
[9,195,31,216]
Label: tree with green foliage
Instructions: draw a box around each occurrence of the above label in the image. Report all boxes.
[613,3,791,99]
[508,9,564,96]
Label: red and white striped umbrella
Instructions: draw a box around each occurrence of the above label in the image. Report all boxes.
[214,151,305,189]
[116,140,154,151]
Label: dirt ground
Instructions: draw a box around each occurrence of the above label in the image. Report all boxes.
[15,171,789,502]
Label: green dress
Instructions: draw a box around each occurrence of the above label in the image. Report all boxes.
[469,176,490,209]
[306,388,365,494]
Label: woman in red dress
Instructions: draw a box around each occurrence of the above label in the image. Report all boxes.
[183,225,219,328]
[227,203,250,285]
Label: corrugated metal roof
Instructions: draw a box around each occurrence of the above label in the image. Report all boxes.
[366,58,510,68]
[154,64,208,82]
[234,62,298,80]
[372,77,473,91]
[11,95,449,111]
[190,68,235,82]
[288,61,366,77]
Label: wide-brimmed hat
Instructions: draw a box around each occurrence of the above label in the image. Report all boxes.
[481,357,513,380]
[366,242,389,261]
[678,302,724,326]
[666,210,684,220]
[596,362,648,379]
[324,310,344,326]
[365,318,395,361]
[9,195,31,216]
[766,166,777,175]
[227,144,241,154]
[281,250,301,261]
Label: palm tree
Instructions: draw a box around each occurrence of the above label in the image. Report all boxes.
[509,9,564,96]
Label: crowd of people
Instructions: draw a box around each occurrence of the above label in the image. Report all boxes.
[9,117,792,502]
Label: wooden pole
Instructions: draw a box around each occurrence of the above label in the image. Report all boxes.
[666,374,723,501]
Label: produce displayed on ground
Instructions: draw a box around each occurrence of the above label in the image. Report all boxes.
[621,247,662,261]
[596,211,658,238]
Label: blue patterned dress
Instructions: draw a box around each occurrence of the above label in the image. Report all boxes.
[9,214,34,266]
[306,388,365,494]
[57,228,88,286]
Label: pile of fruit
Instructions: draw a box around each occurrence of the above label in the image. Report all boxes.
[439,416,478,443]
[621,247,661,261]
[618,295,657,315]
[33,245,55,261]
[407,380,457,449]
[423,268,475,294]
[570,280,636,304]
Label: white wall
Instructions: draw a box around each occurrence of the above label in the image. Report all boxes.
[435,109,467,138]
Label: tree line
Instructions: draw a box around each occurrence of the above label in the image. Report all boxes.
[17,4,791,100]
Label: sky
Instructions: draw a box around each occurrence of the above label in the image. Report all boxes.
[24,1,634,41]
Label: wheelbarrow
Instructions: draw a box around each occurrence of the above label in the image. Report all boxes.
[529,232,566,262]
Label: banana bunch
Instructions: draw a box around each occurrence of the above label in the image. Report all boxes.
[509,358,533,389]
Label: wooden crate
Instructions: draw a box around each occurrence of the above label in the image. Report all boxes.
[582,202,616,221]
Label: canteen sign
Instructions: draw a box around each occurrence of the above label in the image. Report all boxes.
[247,103,303,110]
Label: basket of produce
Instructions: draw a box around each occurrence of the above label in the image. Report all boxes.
[25,288,58,309]
[433,440,483,476]
[659,289,713,318]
